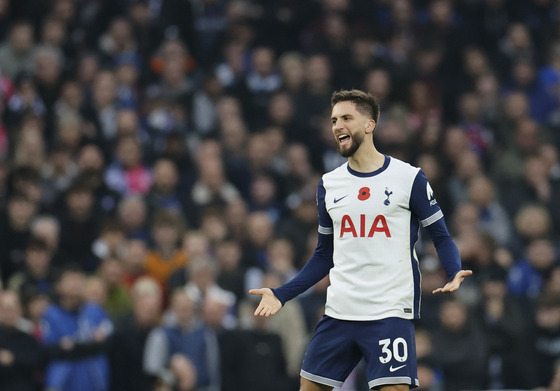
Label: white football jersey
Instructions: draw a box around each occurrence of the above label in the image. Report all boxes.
[317,156,443,321]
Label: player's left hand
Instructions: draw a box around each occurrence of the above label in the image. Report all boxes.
[432,270,473,294]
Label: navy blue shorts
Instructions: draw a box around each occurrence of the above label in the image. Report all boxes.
[301,316,419,389]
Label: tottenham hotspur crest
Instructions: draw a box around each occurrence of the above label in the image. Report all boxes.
[426,183,437,206]
[384,187,393,206]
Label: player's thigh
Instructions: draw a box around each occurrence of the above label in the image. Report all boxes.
[356,317,418,390]
[300,377,333,391]
[301,316,362,388]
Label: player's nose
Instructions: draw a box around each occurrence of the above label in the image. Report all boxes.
[332,119,343,131]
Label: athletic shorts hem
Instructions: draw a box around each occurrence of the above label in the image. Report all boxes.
[368,376,419,389]
[300,369,344,388]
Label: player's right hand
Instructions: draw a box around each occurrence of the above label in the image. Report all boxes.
[248,288,282,317]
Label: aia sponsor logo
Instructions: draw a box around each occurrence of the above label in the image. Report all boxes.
[340,214,391,238]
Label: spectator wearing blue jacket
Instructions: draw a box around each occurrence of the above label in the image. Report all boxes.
[508,239,558,298]
[41,266,113,391]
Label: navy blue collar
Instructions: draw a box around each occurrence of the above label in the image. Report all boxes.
[346,155,390,177]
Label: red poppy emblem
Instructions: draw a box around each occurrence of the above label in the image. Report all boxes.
[358,187,370,201]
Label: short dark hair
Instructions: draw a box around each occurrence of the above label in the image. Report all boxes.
[26,236,50,253]
[152,209,185,233]
[55,264,85,283]
[331,89,381,123]
[99,219,125,236]
[65,178,93,197]
[537,293,560,309]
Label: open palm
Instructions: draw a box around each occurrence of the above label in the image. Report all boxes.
[432,270,473,294]
[249,288,282,317]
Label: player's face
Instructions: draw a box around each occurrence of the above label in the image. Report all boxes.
[331,101,370,158]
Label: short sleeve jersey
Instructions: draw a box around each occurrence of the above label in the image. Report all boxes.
[317,156,443,321]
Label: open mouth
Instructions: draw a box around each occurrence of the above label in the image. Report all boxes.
[338,134,351,146]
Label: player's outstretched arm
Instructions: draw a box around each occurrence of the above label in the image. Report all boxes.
[249,288,282,317]
[432,270,473,294]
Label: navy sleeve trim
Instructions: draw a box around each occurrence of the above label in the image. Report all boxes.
[420,210,443,227]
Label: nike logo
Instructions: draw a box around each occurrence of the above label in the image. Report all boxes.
[333,195,349,203]
[389,364,406,372]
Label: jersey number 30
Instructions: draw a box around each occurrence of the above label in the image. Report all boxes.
[378,338,408,363]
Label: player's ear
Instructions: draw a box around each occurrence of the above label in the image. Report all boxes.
[365,119,376,134]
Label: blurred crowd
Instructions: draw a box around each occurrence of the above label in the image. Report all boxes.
[0,0,559,390]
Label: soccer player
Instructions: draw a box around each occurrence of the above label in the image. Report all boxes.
[249,89,472,391]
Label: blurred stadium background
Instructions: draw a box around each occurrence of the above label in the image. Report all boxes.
[0,0,558,390]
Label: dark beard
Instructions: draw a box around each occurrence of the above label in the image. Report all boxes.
[337,133,364,158]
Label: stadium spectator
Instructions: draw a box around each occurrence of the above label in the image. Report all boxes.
[513,204,553,249]
[121,238,148,290]
[278,52,306,97]
[223,198,249,242]
[221,298,292,391]
[240,272,307,380]
[243,211,274,271]
[432,298,488,391]
[109,276,162,391]
[7,236,57,301]
[104,135,153,196]
[0,193,37,285]
[117,194,149,240]
[86,219,127,273]
[477,266,534,389]
[146,157,188,219]
[57,181,99,267]
[143,289,220,391]
[81,70,121,151]
[76,144,122,217]
[41,145,78,205]
[532,292,560,389]
[466,175,512,247]
[0,21,37,78]
[144,210,187,287]
[12,122,46,170]
[508,238,558,298]
[215,238,246,305]
[192,153,240,210]
[97,255,132,321]
[167,230,212,292]
[199,207,229,247]
[0,290,44,391]
[41,266,113,391]
[183,257,236,315]
[191,74,224,136]
[5,74,46,132]
[415,256,448,331]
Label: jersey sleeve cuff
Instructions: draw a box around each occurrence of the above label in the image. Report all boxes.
[420,210,443,227]
[318,225,333,235]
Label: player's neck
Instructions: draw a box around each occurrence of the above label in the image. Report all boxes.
[347,145,385,173]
